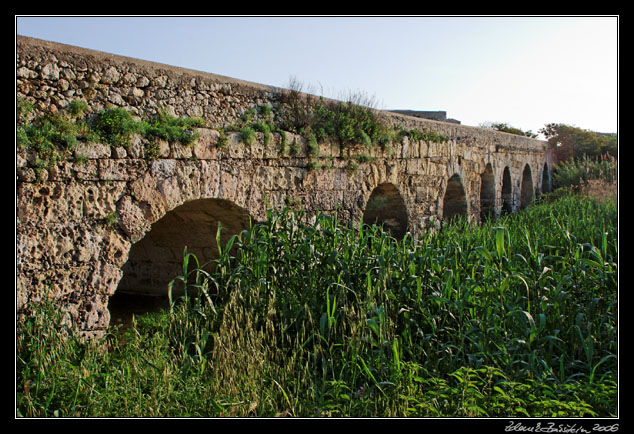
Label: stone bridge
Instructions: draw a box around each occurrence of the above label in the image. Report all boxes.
[16,36,555,336]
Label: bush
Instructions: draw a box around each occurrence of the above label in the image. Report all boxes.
[553,154,617,189]
[91,107,139,148]
[140,110,204,146]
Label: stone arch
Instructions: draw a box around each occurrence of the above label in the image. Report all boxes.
[520,164,534,209]
[362,183,409,239]
[442,174,468,223]
[109,197,252,325]
[501,166,513,215]
[480,163,496,222]
[541,161,552,194]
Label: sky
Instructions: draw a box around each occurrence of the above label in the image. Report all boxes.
[15,15,619,137]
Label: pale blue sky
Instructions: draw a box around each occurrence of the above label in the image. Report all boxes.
[16,16,619,136]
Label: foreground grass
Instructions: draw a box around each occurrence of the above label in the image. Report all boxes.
[16,194,617,418]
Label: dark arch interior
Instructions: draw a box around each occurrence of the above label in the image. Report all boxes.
[520,165,534,209]
[109,198,252,327]
[480,164,496,222]
[541,162,552,194]
[501,167,513,215]
[442,174,468,223]
[362,183,409,239]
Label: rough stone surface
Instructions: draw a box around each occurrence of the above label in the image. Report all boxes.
[16,36,556,338]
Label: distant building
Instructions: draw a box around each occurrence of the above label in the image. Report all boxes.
[389,110,461,125]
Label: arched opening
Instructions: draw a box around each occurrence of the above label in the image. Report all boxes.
[480,164,496,222]
[362,183,409,239]
[501,167,513,215]
[442,174,468,223]
[541,162,552,194]
[109,198,252,326]
[520,164,534,209]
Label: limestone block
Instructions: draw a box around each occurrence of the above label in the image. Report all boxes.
[199,160,221,198]
[192,129,220,159]
[129,172,167,222]
[264,133,282,159]
[250,137,265,159]
[151,159,177,178]
[227,132,248,159]
[40,63,60,80]
[117,195,151,243]
[171,141,193,159]
[75,142,111,159]
[82,182,126,220]
[319,140,340,158]
[17,182,84,225]
[72,160,100,181]
[98,158,148,181]
[127,134,146,158]
[101,66,121,84]
[406,159,423,175]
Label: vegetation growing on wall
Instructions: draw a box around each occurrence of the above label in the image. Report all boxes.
[17,97,205,170]
[18,84,452,176]
[480,122,538,138]
[212,82,449,172]
[271,81,447,150]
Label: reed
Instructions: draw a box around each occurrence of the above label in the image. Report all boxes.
[16,194,617,417]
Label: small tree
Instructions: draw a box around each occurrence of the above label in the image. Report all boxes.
[539,123,617,162]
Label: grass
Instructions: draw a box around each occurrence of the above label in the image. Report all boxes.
[19,89,447,174]
[548,155,618,204]
[272,86,446,151]
[553,154,617,190]
[17,98,206,168]
[16,191,618,418]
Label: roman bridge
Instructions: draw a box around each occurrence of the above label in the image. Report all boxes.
[16,36,555,337]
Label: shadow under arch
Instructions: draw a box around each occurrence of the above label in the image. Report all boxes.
[520,164,534,209]
[541,161,552,194]
[501,166,513,216]
[443,174,468,223]
[109,198,252,326]
[480,164,496,222]
[362,183,409,239]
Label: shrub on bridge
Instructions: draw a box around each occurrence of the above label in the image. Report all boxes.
[17,98,207,167]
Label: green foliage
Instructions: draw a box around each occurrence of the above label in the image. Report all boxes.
[103,211,119,228]
[17,110,80,170]
[91,107,139,148]
[216,129,228,149]
[552,154,617,189]
[252,121,273,146]
[540,123,617,160]
[481,122,537,138]
[139,110,204,146]
[17,97,35,125]
[65,99,89,118]
[16,194,617,417]
[272,81,446,151]
[398,127,447,143]
[17,100,207,165]
[306,133,319,156]
[239,125,256,146]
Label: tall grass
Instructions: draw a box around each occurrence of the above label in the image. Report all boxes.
[16,194,617,417]
[553,154,618,189]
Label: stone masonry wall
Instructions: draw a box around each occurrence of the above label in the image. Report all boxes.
[16,36,554,337]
